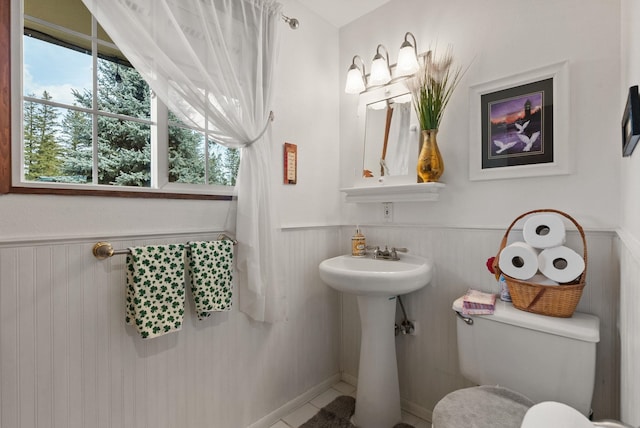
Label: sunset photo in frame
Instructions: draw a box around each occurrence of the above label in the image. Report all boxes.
[482,79,552,168]
[469,62,569,181]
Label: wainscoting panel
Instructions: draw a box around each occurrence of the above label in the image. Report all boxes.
[339,225,620,420]
[619,233,640,426]
[0,228,342,428]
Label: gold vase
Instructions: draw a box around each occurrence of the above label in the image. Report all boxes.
[417,129,444,182]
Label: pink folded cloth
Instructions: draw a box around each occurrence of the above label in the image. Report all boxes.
[456,289,497,315]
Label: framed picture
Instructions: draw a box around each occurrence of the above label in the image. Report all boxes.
[622,85,640,157]
[469,62,569,180]
[283,142,297,184]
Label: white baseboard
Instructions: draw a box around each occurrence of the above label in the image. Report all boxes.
[340,372,358,388]
[401,398,433,423]
[246,374,341,428]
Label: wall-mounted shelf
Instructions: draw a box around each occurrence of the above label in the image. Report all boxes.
[340,182,445,203]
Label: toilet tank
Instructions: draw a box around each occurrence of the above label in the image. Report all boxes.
[455,301,599,417]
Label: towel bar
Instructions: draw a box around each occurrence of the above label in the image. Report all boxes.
[92,233,238,260]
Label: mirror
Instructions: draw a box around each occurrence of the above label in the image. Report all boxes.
[358,81,419,180]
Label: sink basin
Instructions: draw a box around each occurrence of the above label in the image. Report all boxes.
[319,253,432,296]
[319,252,433,428]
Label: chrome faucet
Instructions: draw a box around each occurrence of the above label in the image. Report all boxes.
[368,245,408,260]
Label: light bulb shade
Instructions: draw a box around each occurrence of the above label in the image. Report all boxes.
[370,55,391,86]
[396,44,420,77]
[345,65,366,94]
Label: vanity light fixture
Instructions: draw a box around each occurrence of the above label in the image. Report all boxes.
[395,32,419,77]
[369,44,392,86]
[345,55,367,94]
[345,31,422,94]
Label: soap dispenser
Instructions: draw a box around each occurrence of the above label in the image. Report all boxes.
[351,227,366,257]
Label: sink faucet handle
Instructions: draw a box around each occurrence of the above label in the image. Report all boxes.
[366,245,382,258]
[390,247,407,260]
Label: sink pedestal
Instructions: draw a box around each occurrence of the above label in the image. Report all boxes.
[353,295,401,428]
[318,253,433,427]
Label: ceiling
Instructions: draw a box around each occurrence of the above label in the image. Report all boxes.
[295,0,393,28]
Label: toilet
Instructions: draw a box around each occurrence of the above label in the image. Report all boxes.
[521,401,635,428]
[432,299,600,428]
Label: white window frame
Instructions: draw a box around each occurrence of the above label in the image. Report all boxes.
[10,0,236,198]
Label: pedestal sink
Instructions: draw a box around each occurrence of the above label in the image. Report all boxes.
[319,253,433,428]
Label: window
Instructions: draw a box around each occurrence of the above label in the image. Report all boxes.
[5,0,238,198]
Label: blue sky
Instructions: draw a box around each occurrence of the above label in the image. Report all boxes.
[23,35,93,105]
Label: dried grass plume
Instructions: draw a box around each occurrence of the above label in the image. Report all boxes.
[408,46,466,131]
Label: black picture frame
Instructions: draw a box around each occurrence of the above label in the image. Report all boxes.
[622,85,640,157]
[480,78,554,170]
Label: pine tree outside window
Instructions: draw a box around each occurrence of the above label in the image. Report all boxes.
[14,0,239,197]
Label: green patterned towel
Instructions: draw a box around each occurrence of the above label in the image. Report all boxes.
[125,244,186,339]
[187,240,233,320]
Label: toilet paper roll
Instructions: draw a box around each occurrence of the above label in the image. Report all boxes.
[538,246,585,283]
[522,214,566,249]
[530,273,560,286]
[498,242,540,280]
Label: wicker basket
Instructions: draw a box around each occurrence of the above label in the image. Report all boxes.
[493,209,587,318]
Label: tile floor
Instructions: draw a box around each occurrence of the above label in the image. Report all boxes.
[268,381,430,428]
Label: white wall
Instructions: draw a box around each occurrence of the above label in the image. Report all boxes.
[338,0,623,420]
[273,0,342,228]
[621,0,640,240]
[0,196,232,242]
[0,2,345,427]
[619,0,640,425]
[340,0,621,229]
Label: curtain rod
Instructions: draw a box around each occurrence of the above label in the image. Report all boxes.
[282,14,299,29]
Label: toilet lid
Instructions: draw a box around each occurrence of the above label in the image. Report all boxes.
[432,386,534,428]
[521,401,593,428]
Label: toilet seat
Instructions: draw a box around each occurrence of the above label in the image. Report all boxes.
[432,385,534,428]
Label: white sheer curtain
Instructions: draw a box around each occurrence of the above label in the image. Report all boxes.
[81,0,284,322]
